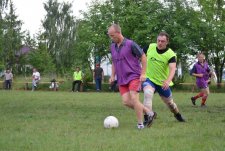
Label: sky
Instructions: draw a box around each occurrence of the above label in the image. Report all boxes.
[13,0,92,35]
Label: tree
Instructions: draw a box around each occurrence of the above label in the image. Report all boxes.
[27,43,55,74]
[0,0,9,68]
[42,0,77,75]
[194,0,225,83]
[79,0,225,84]
[1,0,23,72]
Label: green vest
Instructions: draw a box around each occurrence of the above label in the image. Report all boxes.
[146,43,176,86]
[73,71,82,81]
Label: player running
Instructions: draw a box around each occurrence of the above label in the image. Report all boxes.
[142,32,185,126]
[108,24,154,129]
[190,53,213,107]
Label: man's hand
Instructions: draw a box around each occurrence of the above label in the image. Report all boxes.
[109,76,115,83]
[198,74,203,78]
[162,80,170,90]
[140,74,146,82]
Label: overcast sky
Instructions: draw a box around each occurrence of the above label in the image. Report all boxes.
[13,0,92,35]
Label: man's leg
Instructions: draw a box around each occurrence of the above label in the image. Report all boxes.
[191,91,204,105]
[121,91,145,128]
[6,80,10,89]
[156,85,185,122]
[32,79,36,91]
[72,81,75,92]
[8,80,12,89]
[201,87,209,107]
[143,85,157,125]
[161,96,185,122]
[77,81,81,92]
[95,78,100,90]
[120,80,156,129]
[143,85,155,113]
[99,79,102,90]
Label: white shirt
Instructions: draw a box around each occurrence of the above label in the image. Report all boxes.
[32,71,40,80]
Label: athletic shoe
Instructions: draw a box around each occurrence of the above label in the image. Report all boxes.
[145,112,157,127]
[191,97,196,105]
[143,114,148,126]
[174,113,185,122]
[137,123,144,129]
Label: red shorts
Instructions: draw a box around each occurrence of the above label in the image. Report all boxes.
[119,79,141,95]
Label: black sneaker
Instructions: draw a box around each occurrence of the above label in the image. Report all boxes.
[143,114,148,126]
[191,97,196,105]
[174,113,185,122]
[145,112,157,127]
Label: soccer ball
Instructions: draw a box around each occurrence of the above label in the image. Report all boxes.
[103,116,119,128]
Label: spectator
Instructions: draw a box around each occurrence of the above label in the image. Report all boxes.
[72,67,83,92]
[49,79,59,91]
[32,68,40,91]
[4,69,13,90]
[93,64,104,91]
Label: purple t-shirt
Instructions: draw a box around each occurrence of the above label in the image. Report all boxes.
[191,61,210,88]
[110,39,143,85]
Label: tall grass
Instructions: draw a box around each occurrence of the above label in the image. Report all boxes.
[0,91,224,151]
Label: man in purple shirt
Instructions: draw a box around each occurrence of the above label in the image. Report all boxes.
[108,24,153,129]
[190,53,212,107]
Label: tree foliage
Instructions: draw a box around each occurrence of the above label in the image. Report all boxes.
[0,0,23,72]
[76,0,225,83]
[27,43,55,74]
[42,0,77,75]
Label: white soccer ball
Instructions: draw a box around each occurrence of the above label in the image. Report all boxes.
[103,116,119,128]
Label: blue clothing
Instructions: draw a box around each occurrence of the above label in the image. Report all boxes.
[110,38,143,85]
[142,78,172,98]
[95,77,102,91]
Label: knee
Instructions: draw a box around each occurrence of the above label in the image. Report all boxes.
[143,89,154,105]
[144,89,154,97]
[122,99,132,107]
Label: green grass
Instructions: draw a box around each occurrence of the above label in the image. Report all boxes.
[0,91,225,151]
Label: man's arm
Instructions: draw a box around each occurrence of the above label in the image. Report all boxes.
[109,63,115,83]
[140,53,147,82]
[162,62,176,90]
[190,65,203,78]
[131,41,147,81]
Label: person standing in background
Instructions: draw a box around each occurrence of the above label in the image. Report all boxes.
[93,64,104,91]
[4,69,13,90]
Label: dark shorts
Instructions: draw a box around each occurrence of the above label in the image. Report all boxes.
[142,78,172,98]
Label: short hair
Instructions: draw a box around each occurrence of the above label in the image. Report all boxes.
[158,32,170,42]
[109,24,121,33]
[197,52,205,58]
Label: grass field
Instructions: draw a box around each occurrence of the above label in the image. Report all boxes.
[0,90,225,151]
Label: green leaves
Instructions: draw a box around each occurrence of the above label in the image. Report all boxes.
[42,0,76,75]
